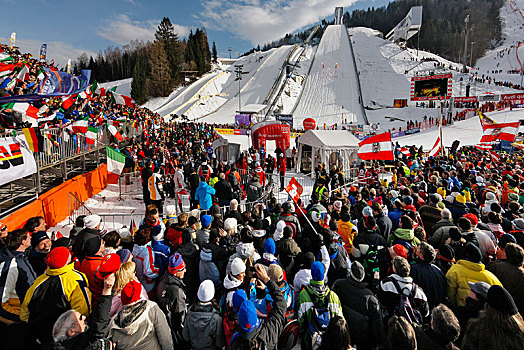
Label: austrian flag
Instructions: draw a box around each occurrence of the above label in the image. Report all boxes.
[398,147,411,157]
[358,132,394,160]
[481,122,519,143]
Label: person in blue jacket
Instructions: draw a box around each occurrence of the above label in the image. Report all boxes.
[195,176,216,211]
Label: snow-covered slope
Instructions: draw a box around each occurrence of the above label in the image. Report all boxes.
[476,0,524,86]
[293,25,366,127]
[99,78,132,96]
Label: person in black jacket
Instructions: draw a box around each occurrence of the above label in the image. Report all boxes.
[215,173,234,206]
[332,261,384,350]
[157,253,188,347]
[230,264,286,350]
[176,228,200,304]
[372,203,392,240]
[141,162,153,208]
[49,273,115,349]
[410,242,447,310]
[414,304,461,350]
[72,215,102,263]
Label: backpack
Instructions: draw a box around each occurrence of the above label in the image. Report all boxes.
[326,243,349,283]
[389,277,422,325]
[361,236,381,278]
[278,315,299,350]
[304,288,332,349]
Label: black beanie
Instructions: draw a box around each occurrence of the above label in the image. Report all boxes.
[487,285,519,316]
[83,236,102,257]
[438,244,455,262]
[465,243,482,263]
[31,231,49,248]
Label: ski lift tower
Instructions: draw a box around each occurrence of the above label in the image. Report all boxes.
[334,7,344,25]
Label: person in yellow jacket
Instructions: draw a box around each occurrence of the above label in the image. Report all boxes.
[446,243,502,307]
[20,247,91,344]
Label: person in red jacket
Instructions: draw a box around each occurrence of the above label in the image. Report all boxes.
[278,155,286,191]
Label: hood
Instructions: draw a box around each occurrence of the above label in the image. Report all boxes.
[187,304,218,329]
[386,274,414,295]
[252,229,266,238]
[177,242,198,256]
[307,279,328,297]
[223,273,242,290]
[394,228,414,241]
[197,182,210,191]
[340,213,351,222]
[164,273,185,288]
[0,247,14,263]
[457,259,485,271]
[200,248,213,262]
[113,300,149,335]
[236,242,254,259]
[132,244,149,256]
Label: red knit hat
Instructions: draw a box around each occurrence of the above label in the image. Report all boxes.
[45,247,71,269]
[95,253,122,281]
[121,280,142,305]
[389,244,408,259]
[463,213,478,226]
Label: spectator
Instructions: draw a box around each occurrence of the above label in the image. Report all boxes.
[195,176,216,211]
[418,194,443,235]
[317,316,356,350]
[387,315,417,350]
[73,214,103,262]
[414,304,461,350]
[27,230,51,276]
[430,209,456,248]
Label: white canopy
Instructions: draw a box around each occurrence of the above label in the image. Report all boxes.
[212,134,251,164]
[296,130,360,173]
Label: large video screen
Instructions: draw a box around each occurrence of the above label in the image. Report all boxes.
[411,74,452,101]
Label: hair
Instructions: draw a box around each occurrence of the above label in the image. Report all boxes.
[399,215,414,229]
[52,310,79,342]
[393,256,410,277]
[219,172,225,180]
[414,226,426,242]
[388,316,417,350]
[441,209,452,220]
[418,241,436,263]
[364,216,376,229]
[178,213,188,227]
[463,305,524,349]
[318,316,351,350]
[181,228,193,244]
[188,216,198,227]
[23,216,44,233]
[457,217,472,231]
[371,202,382,214]
[230,199,239,210]
[240,227,253,243]
[431,304,460,344]
[75,215,86,227]
[114,261,137,293]
[487,211,502,224]
[134,227,151,246]
[506,243,524,267]
[146,205,158,217]
[103,231,120,249]
[6,229,29,250]
[209,227,220,243]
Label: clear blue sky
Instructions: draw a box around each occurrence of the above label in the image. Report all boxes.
[0,0,392,67]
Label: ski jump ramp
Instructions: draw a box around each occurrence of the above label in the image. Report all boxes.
[293,25,367,127]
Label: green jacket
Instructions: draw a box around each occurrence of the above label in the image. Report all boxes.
[387,228,420,247]
[297,280,344,332]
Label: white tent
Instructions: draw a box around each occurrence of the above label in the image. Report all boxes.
[296,130,360,174]
[212,134,251,164]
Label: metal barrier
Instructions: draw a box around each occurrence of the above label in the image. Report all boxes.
[119,170,143,200]
[68,192,92,225]
[96,212,144,232]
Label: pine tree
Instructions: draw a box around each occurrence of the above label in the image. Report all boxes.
[131,55,148,105]
[148,41,172,97]
[212,41,218,63]
[155,17,183,86]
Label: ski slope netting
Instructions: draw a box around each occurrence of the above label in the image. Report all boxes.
[197,45,294,123]
[293,25,366,127]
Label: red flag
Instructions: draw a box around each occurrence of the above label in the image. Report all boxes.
[428,137,441,157]
[481,122,519,143]
[358,132,394,160]
[62,95,74,110]
[489,150,500,162]
[398,147,411,157]
[285,177,303,203]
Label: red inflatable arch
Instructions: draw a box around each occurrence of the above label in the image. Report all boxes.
[251,121,291,151]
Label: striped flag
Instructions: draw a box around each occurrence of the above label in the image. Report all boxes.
[107,124,124,142]
[16,64,29,81]
[490,150,500,162]
[106,146,126,184]
[398,147,411,157]
[22,128,44,152]
[62,95,75,110]
[71,119,89,134]
[111,92,134,108]
[358,132,394,160]
[481,122,519,143]
[131,219,137,237]
[85,126,98,145]
[475,143,491,151]
[3,102,39,119]
[428,137,441,157]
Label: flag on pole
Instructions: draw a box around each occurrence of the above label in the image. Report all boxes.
[428,137,441,157]
[107,124,124,142]
[91,80,101,95]
[71,118,89,134]
[66,59,72,74]
[16,64,29,81]
[10,32,16,49]
[78,89,92,101]
[62,95,75,110]
[106,146,126,184]
[40,44,47,61]
[111,92,134,108]
[23,127,44,152]
[3,102,39,119]
[398,147,411,157]
[85,126,98,145]
[358,132,394,160]
[480,122,519,143]
[474,143,491,151]
[0,63,19,77]
[130,219,137,237]
[477,109,496,127]
[0,52,13,62]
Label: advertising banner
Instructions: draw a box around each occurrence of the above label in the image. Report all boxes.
[411,74,452,101]
[454,96,478,103]
[276,114,293,127]
[0,135,37,186]
[501,93,524,102]
[235,114,251,126]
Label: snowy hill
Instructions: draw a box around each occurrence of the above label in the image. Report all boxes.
[99,78,132,97]
[476,0,524,87]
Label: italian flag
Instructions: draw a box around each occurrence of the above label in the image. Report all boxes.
[107,124,124,142]
[16,64,29,81]
[71,118,89,134]
[106,146,126,184]
[91,80,100,95]
[0,52,13,62]
[0,62,18,77]
[78,89,92,100]
[111,92,134,108]
[62,95,75,110]
[3,102,39,119]
[85,126,98,145]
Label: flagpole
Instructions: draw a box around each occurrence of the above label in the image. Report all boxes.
[439,99,444,156]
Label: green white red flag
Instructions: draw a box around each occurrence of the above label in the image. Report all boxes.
[106,146,126,184]
[107,124,124,142]
[111,92,134,108]
[86,126,98,145]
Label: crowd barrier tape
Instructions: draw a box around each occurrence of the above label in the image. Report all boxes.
[3,164,108,230]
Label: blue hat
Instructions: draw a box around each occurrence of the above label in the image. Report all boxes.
[311,261,325,282]
[403,196,414,206]
[116,249,132,263]
[238,300,260,334]
[201,215,213,228]
[499,233,517,248]
[168,253,186,273]
[264,238,276,255]
[232,289,247,313]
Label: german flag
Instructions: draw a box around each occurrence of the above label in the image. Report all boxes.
[23,127,44,152]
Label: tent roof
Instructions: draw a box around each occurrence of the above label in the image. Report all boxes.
[297,130,360,149]
[214,134,251,151]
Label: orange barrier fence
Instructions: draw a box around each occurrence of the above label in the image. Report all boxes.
[3,164,108,230]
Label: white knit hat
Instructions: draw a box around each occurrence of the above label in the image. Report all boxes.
[224,218,238,233]
[486,192,496,201]
[84,215,102,229]
[273,220,286,241]
[230,257,246,276]
[165,205,177,216]
[197,280,215,302]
